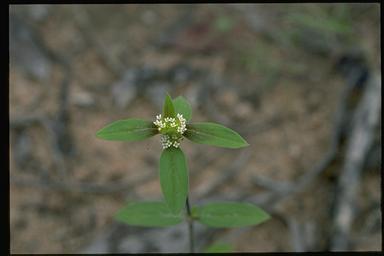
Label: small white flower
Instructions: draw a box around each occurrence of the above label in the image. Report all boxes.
[154,113,187,148]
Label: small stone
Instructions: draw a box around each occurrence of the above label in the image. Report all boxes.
[72,90,95,108]
[235,102,253,119]
[112,71,138,109]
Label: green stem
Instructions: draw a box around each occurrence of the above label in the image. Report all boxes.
[186,196,195,253]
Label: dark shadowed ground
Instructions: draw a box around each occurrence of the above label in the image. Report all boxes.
[10,4,380,253]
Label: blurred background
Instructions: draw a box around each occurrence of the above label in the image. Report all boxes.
[10,4,381,253]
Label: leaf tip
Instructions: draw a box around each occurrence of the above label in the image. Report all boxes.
[258,208,271,224]
[243,142,250,147]
[237,136,250,148]
[163,93,176,117]
[95,129,104,139]
[229,140,249,149]
[165,92,173,103]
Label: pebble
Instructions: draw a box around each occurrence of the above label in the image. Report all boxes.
[112,71,138,109]
[72,90,95,108]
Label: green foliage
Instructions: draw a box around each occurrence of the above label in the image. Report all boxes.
[193,202,270,228]
[159,147,189,214]
[205,242,233,253]
[163,93,176,118]
[96,119,158,141]
[184,122,249,148]
[172,96,192,121]
[115,201,183,227]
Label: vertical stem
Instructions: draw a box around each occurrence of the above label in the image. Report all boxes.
[186,196,195,253]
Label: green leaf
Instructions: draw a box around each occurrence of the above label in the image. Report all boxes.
[159,147,189,214]
[96,119,158,141]
[163,93,176,118]
[115,201,183,227]
[184,122,249,148]
[205,242,233,253]
[193,202,270,228]
[172,96,192,121]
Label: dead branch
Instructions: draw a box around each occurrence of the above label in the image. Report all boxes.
[10,115,47,129]
[330,74,381,251]
[249,68,361,207]
[286,217,306,252]
[12,13,75,177]
[10,171,155,195]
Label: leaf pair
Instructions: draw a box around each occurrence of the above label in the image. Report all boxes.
[116,201,270,228]
[96,95,249,149]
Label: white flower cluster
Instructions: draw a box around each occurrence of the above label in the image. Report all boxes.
[176,113,187,134]
[153,113,187,149]
[153,114,187,134]
[160,134,181,149]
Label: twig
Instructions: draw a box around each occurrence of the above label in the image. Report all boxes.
[10,172,155,195]
[53,54,74,157]
[10,115,47,129]
[286,217,306,252]
[195,150,251,199]
[249,70,360,207]
[13,13,75,177]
